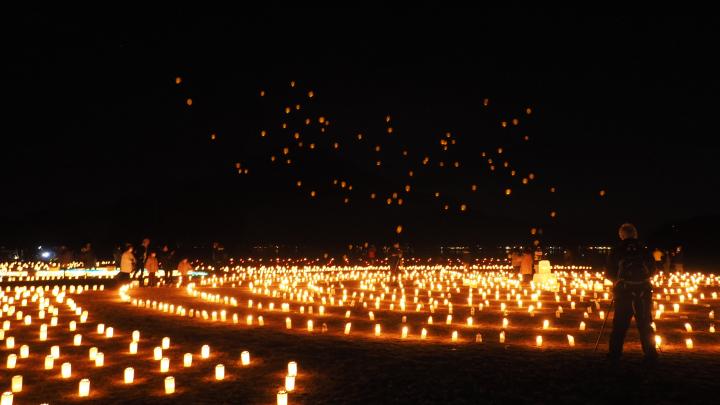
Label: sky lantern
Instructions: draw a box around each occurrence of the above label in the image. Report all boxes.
[186,98,193,106]
[260,90,265,97]
[290,80,296,87]
[599,189,606,197]
[505,188,512,196]
[175,76,182,84]
[210,133,217,140]
[396,225,403,234]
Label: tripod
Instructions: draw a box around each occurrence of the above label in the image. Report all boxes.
[594,299,615,352]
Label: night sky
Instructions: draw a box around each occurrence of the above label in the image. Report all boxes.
[2,9,719,254]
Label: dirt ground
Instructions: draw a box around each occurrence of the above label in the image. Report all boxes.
[2,275,719,404]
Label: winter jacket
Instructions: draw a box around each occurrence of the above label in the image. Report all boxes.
[120,251,135,273]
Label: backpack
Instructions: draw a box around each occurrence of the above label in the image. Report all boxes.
[617,242,650,282]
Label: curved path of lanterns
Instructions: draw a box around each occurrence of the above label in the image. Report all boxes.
[124,265,718,350]
[1,263,719,404]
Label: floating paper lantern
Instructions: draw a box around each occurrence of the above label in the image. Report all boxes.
[1,392,12,405]
[97,324,105,334]
[288,361,298,377]
[132,330,140,342]
[89,347,98,360]
[44,355,54,370]
[73,334,82,346]
[154,347,163,361]
[19,345,28,358]
[201,345,210,359]
[61,362,71,378]
[184,353,193,367]
[579,322,586,331]
[421,328,427,339]
[401,326,408,338]
[685,323,693,332]
[105,327,113,338]
[499,331,506,343]
[536,336,543,347]
[241,351,250,366]
[654,335,662,349]
[375,324,381,336]
[215,364,225,380]
[161,357,169,373]
[452,331,458,341]
[164,376,175,394]
[129,341,138,354]
[344,323,351,335]
[124,367,134,384]
[686,338,693,349]
[162,337,170,350]
[51,345,60,359]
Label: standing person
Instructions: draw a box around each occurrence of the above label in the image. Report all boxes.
[144,251,159,287]
[520,248,534,283]
[177,258,194,278]
[389,242,403,285]
[367,244,377,264]
[81,243,97,269]
[133,238,150,278]
[672,245,684,273]
[652,248,664,273]
[159,245,176,285]
[113,244,123,269]
[605,223,658,363]
[58,246,73,269]
[510,250,522,275]
[533,245,543,273]
[118,245,135,281]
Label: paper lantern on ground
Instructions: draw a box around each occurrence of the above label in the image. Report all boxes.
[11,375,22,392]
[164,376,175,394]
[124,367,134,384]
[44,355,54,370]
[288,361,297,377]
[285,375,295,391]
[61,362,71,378]
[95,353,104,367]
[6,354,16,369]
[78,379,90,397]
[277,390,288,405]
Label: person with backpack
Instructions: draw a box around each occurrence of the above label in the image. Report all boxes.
[605,223,658,363]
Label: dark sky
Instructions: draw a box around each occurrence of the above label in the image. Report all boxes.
[2,8,719,251]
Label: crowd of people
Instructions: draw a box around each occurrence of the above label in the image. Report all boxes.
[115,238,197,286]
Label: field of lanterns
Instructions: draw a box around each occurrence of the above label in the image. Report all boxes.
[2,260,719,404]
